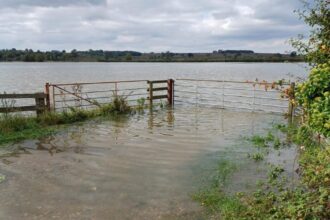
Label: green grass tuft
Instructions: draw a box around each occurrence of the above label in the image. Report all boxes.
[250,135,268,148]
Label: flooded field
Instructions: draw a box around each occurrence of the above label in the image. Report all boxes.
[0,62,308,93]
[0,106,296,219]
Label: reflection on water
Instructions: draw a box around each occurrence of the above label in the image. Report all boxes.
[0,106,296,219]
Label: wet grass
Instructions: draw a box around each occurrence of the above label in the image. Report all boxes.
[0,96,133,146]
[248,152,264,161]
[249,135,269,148]
[193,187,244,219]
[0,173,5,183]
[194,123,330,219]
[193,160,245,218]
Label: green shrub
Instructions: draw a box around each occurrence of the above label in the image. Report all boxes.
[296,62,330,137]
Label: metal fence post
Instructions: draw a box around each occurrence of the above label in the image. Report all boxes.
[222,78,225,108]
[52,85,56,111]
[45,83,51,112]
[115,82,118,96]
[252,84,256,112]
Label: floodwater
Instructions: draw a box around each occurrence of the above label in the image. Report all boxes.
[0,106,297,220]
[0,62,308,93]
[0,62,303,219]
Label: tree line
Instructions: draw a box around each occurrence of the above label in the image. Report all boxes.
[0,48,303,62]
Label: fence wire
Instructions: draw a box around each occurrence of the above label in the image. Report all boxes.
[174,79,292,114]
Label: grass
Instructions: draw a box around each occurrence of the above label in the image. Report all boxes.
[0,173,6,183]
[248,152,264,161]
[193,187,245,219]
[0,95,133,146]
[212,161,237,187]
[193,160,244,219]
[194,123,330,219]
[249,135,268,148]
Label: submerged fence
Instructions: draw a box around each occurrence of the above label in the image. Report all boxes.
[1,78,296,116]
[174,79,295,115]
[46,80,173,111]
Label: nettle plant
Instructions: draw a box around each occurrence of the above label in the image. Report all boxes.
[295,61,330,137]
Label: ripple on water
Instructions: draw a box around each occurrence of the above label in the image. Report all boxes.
[0,106,292,219]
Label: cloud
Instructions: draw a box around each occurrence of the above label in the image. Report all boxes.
[0,0,309,52]
[0,0,106,8]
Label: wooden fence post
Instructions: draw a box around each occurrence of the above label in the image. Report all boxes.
[288,82,295,123]
[35,93,46,116]
[45,83,51,111]
[148,81,153,107]
[167,79,174,106]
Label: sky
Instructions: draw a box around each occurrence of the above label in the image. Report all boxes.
[0,0,310,53]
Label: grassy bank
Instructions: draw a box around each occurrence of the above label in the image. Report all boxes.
[193,123,330,219]
[0,95,134,146]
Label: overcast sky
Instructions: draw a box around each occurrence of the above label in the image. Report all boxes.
[0,0,310,53]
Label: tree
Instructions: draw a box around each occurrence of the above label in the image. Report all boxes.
[293,0,330,137]
[71,49,78,58]
[291,0,330,65]
[290,51,297,57]
[125,53,132,61]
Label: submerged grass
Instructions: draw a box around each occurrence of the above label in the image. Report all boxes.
[193,160,245,219]
[0,96,133,146]
[194,123,330,219]
[249,135,269,148]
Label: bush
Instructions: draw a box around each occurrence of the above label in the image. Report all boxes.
[296,62,330,137]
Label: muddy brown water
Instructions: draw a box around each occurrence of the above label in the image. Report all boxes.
[0,106,297,220]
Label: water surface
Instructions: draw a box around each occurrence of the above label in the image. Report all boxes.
[0,62,308,93]
[0,62,302,219]
[0,106,296,219]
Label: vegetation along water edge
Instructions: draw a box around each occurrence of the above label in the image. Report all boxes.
[193,1,329,219]
[0,95,149,146]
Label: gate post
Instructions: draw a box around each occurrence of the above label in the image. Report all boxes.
[167,79,174,106]
[35,93,46,116]
[148,81,153,107]
[45,83,51,111]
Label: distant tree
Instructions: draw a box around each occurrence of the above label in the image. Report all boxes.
[125,53,132,61]
[35,53,45,62]
[71,49,78,58]
[290,51,297,57]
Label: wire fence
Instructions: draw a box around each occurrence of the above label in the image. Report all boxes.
[174,79,294,114]
[43,78,296,115]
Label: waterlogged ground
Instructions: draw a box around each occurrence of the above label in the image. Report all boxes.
[0,107,296,219]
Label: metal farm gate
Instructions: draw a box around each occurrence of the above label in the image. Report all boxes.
[44,78,295,116]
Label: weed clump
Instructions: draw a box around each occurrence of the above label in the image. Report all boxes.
[100,94,131,115]
[248,152,264,161]
[250,135,268,148]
